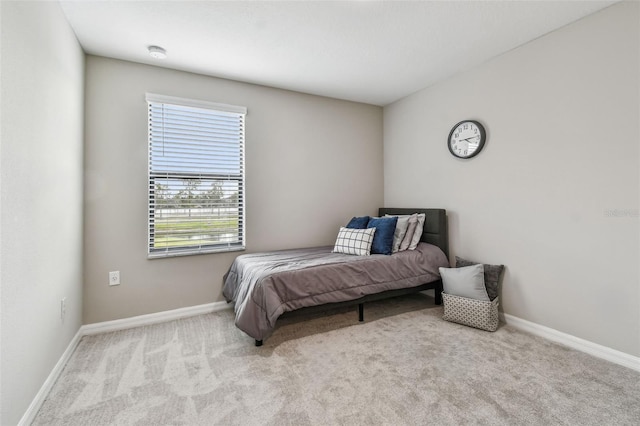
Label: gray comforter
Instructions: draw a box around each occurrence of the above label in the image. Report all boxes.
[222,242,449,341]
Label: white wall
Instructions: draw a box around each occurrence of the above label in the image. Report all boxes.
[0,2,85,424]
[384,2,639,357]
[83,56,383,324]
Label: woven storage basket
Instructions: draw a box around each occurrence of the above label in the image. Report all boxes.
[442,292,499,332]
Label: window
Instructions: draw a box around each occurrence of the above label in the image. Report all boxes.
[146,93,246,258]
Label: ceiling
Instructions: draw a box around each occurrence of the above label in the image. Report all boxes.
[59,0,617,106]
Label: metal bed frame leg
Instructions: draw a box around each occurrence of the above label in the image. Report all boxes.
[435,281,443,305]
[358,303,364,322]
[255,339,263,347]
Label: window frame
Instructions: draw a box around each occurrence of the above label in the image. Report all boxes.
[146,93,247,259]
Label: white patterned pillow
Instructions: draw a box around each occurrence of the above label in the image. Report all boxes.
[332,227,376,256]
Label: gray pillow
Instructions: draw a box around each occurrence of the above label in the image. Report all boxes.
[439,264,489,301]
[390,213,426,250]
[385,214,410,253]
[455,256,504,301]
[399,214,418,251]
[408,213,426,250]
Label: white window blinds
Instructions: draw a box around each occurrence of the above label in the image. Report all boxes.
[147,93,246,258]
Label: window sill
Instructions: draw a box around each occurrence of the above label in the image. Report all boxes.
[148,245,245,259]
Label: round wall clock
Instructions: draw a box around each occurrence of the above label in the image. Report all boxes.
[447,120,486,159]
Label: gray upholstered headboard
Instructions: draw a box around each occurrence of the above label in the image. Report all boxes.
[378,208,449,260]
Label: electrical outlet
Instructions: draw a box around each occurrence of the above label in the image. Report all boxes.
[61,297,66,322]
[109,271,120,286]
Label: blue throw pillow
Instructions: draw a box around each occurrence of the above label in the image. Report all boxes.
[367,216,398,255]
[346,216,370,229]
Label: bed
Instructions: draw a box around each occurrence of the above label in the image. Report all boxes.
[223,208,450,346]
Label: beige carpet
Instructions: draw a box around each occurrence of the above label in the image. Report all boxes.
[33,294,640,425]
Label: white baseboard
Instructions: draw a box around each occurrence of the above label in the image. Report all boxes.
[502,313,640,373]
[81,301,232,335]
[18,328,83,426]
[19,301,232,425]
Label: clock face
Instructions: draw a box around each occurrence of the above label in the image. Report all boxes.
[448,120,486,159]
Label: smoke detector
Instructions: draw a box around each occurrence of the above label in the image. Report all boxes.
[148,46,167,59]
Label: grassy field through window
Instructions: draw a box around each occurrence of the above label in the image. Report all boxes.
[153,215,239,248]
